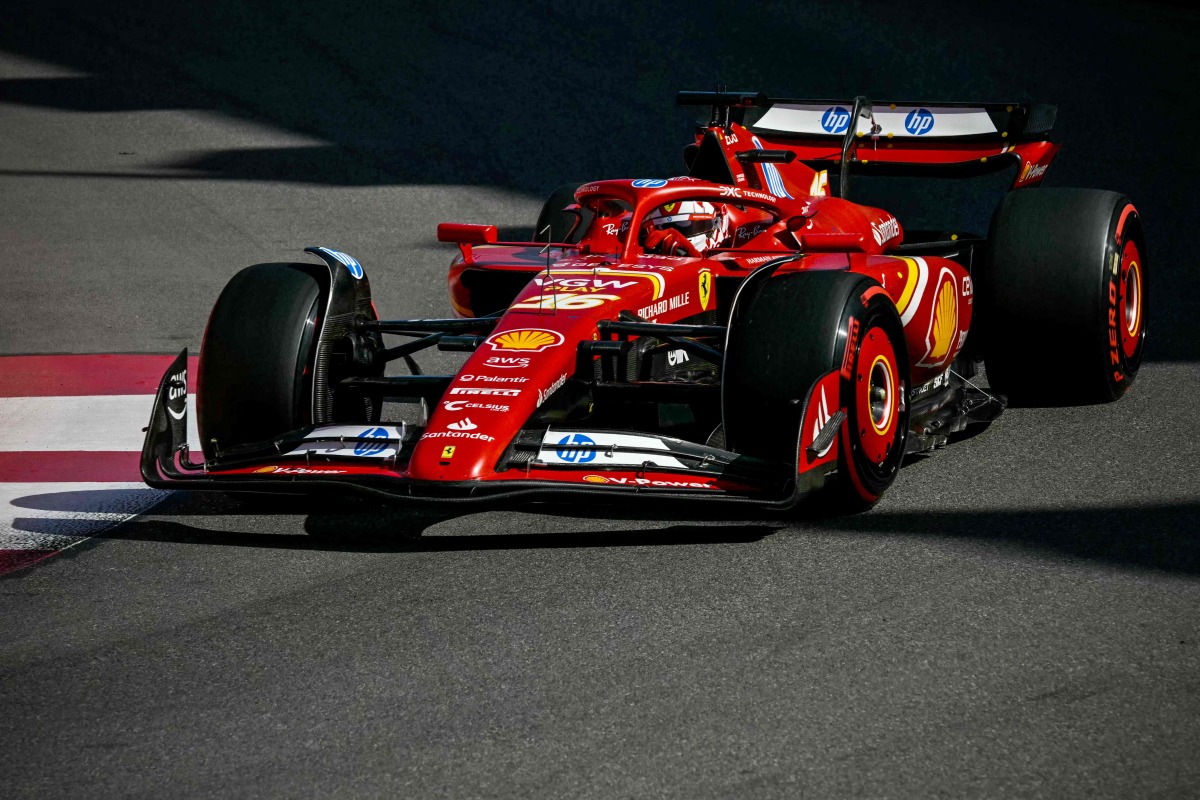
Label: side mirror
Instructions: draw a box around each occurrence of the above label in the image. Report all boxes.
[436,223,498,244]
[437,223,498,262]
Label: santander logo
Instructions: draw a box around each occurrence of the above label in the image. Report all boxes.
[447,418,478,431]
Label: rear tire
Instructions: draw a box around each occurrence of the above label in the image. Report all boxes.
[977,188,1145,405]
[534,183,591,243]
[723,271,909,509]
[197,263,324,460]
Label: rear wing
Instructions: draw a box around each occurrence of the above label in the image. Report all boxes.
[677,91,1059,195]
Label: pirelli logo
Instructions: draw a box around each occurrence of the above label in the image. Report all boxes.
[840,317,860,379]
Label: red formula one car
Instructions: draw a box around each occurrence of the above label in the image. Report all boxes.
[142,91,1146,511]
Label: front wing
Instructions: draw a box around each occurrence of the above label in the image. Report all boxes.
[141,351,815,510]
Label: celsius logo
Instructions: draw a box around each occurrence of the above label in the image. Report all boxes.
[904,108,934,135]
[555,433,596,464]
[821,106,851,134]
[354,427,389,456]
[631,178,668,188]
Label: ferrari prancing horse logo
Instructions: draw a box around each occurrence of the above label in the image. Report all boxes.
[698,269,712,311]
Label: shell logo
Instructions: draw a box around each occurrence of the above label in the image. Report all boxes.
[254,466,277,474]
[920,270,958,366]
[486,328,564,352]
[582,475,609,484]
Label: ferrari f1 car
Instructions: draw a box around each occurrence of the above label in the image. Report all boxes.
[142,91,1146,511]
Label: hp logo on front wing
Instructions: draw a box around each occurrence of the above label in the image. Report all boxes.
[555,434,596,464]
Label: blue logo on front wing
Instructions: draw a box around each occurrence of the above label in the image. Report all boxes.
[904,108,934,136]
[317,247,364,279]
[820,106,851,134]
[354,427,389,456]
[555,433,596,464]
[631,179,668,188]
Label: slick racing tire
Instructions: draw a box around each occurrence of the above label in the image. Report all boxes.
[978,188,1146,405]
[534,183,592,243]
[197,263,324,461]
[723,271,909,510]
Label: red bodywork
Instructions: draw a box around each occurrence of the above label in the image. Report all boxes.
[433,123,988,485]
[147,96,1054,506]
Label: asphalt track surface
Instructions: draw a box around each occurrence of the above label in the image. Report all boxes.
[2,2,1199,797]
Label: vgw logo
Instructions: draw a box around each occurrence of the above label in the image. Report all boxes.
[821,106,850,134]
[904,108,934,135]
[555,433,596,464]
[354,427,389,456]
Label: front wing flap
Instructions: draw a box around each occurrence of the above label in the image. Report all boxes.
[141,351,805,509]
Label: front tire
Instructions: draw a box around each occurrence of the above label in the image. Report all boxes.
[197,263,324,460]
[723,271,909,509]
[977,188,1146,405]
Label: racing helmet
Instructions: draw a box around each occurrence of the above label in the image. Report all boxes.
[643,200,726,252]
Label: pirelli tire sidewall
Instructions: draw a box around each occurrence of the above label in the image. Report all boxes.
[836,288,910,505]
[1101,201,1146,399]
[980,188,1145,405]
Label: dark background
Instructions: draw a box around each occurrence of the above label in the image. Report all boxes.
[2,3,1198,798]
[2,0,1196,356]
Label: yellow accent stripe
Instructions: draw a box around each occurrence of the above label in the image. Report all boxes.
[545,269,666,300]
[894,257,919,316]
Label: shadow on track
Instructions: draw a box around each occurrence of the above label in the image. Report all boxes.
[823,502,1200,576]
[10,487,773,551]
[12,488,1198,571]
[85,519,773,553]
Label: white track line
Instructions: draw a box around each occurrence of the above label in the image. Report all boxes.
[0,395,199,451]
[0,482,167,551]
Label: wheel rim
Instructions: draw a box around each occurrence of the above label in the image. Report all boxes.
[1119,239,1142,359]
[855,326,899,466]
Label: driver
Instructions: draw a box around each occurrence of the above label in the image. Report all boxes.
[641,200,728,256]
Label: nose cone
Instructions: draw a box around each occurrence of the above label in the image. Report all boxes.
[406,256,713,482]
[406,326,572,482]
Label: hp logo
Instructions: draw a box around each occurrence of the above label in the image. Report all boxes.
[631,178,668,188]
[354,427,389,456]
[555,433,596,464]
[820,106,850,134]
[904,108,934,135]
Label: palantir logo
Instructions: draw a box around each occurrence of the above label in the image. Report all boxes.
[820,106,851,134]
[904,108,934,136]
[555,433,596,464]
[354,427,389,456]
